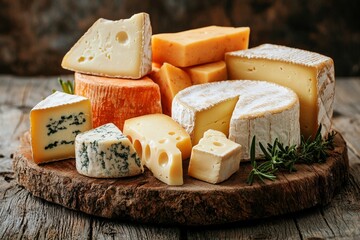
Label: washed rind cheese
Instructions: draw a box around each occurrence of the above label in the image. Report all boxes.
[172,80,300,159]
[225,44,335,139]
[188,130,242,184]
[123,114,192,185]
[74,72,162,130]
[150,62,192,116]
[75,123,143,178]
[30,91,92,164]
[152,26,250,67]
[62,12,152,79]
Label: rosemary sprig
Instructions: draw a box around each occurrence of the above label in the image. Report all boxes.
[52,78,75,94]
[246,125,336,185]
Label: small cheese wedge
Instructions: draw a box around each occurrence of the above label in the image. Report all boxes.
[74,72,162,130]
[30,91,92,164]
[62,13,152,79]
[123,114,192,185]
[188,130,242,184]
[75,123,143,178]
[184,61,227,85]
[150,63,192,116]
[152,26,250,67]
[225,44,335,139]
[172,80,300,159]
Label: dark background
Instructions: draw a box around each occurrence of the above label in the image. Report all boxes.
[0,0,359,77]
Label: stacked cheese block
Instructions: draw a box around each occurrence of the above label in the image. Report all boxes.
[29,12,335,186]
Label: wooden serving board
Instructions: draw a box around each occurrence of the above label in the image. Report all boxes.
[13,132,349,226]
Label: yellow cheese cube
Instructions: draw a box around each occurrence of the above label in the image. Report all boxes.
[184,61,227,85]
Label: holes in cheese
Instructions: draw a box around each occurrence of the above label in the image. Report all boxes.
[30,91,92,164]
[225,44,335,139]
[149,63,192,116]
[188,129,242,184]
[123,114,192,185]
[62,13,152,79]
[74,72,162,131]
[152,26,250,67]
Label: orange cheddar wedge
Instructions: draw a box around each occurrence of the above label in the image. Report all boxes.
[75,72,162,130]
[152,26,250,67]
[184,61,227,85]
[150,63,192,116]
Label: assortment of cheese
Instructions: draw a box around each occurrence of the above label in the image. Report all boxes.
[29,12,335,186]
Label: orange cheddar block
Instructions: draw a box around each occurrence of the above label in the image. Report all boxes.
[152,26,250,67]
[184,61,227,85]
[150,63,192,116]
[75,72,162,130]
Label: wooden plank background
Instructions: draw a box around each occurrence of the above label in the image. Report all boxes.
[0,75,359,239]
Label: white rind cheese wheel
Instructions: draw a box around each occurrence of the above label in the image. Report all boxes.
[172,80,300,159]
[75,123,143,178]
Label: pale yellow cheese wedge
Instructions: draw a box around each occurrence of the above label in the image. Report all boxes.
[184,61,227,85]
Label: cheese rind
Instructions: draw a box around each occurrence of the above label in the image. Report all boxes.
[62,13,152,79]
[75,123,143,178]
[225,44,335,139]
[30,91,92,164]
[74,72,162,130]
[123,114,192,185]
[184,61,227,85]
[150,63,192,116]
[172,80,300,159]
[188,130,242,184]
[152,26,250,67]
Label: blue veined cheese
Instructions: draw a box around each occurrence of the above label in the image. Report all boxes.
[75,123,143,178]
[188,130,242,184]
[30,91,92,164]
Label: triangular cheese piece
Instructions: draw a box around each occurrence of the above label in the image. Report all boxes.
[62,13,152,79]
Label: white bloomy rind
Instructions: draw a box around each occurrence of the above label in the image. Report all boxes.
[172,80,301,159]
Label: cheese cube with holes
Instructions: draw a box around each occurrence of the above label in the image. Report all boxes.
[172,80,300,159]
[188,130,242,184]
[30,91,92,164]
[150,63,192,116]
[62,13,152,79]
[74,72,162,130]
[123,114,192,185]
[152,26,250,67]
[226,44,335,139]
[184,61,227,85]
[75,123,143,178]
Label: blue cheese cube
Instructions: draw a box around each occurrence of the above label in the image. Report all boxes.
[75,123,143,178]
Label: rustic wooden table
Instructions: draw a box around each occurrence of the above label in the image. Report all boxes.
[0,75,359,239]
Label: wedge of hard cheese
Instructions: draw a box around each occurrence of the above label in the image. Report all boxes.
[225,44,335,139]
[74,72,162,130]
[152,26,250,67]
[123,114,192,185]
[62,12,152,79]
[172,80,300,159]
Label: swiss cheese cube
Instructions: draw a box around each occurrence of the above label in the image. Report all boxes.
[75,123,143,178]
[188,130,242,184]
[150,63,192,116]
[225,44,335,139]
[30,91,92,164]
[74,72,162,130]
[152,26,250,67]
[184,61,227,85]
[123,114,192,185]
[62,13,152,79]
